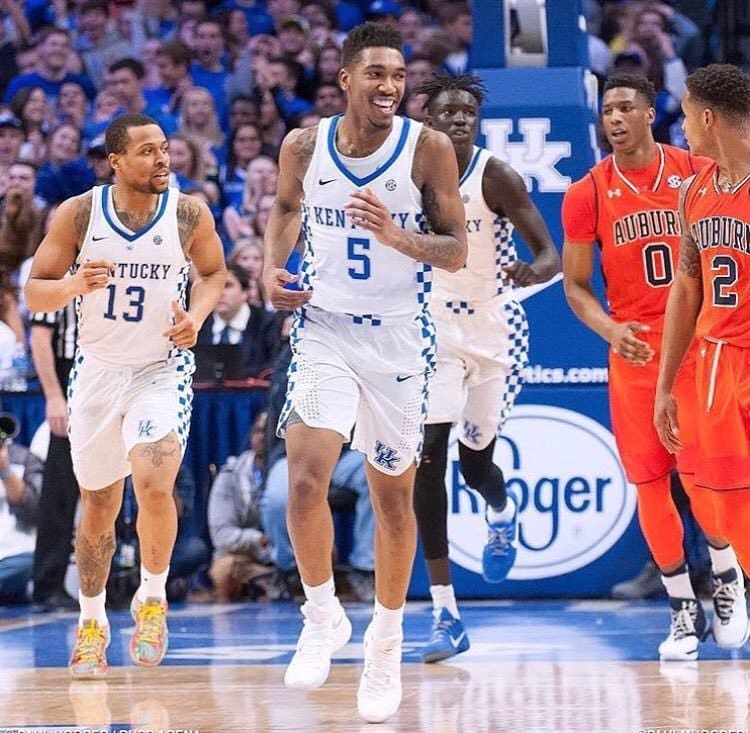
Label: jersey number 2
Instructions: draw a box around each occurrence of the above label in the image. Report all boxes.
[347,237,371,280]
[103,284,145,322]
[711,255,739,307]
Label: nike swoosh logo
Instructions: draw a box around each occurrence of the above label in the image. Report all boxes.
[396,375,416,382]
[92,235,108,241]
[450,632,466,648]
[318,178,337,186]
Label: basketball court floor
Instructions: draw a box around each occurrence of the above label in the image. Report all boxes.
[1,599,748,732]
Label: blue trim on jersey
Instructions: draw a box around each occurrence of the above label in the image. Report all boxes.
[327,115,411,186]
[459,148,481,187]
[102,185,169,242]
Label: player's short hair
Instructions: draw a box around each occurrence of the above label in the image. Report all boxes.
[341,22,403,69]
[602,74,656,107]
[417,72,487,112]
[686,64,750,123]
[226,262,250,290]
[105,113,161,155]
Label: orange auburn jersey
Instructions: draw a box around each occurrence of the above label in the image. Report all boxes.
[562,144,711,331]
[683,162,750,347]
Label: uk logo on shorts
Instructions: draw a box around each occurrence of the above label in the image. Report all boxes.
[463,420,481,446]
[138,419,156,439]
[374,440,400,471]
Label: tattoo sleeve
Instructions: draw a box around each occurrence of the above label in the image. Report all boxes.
[73,190,94,245]
[289,126,317,175]
[677,178,701,279]
[177,194,203,251]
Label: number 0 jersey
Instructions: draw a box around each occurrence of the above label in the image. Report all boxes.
[300,115,429,323]
[74,184,191,366]
[562,144,710,331]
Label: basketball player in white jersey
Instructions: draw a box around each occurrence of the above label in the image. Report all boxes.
[414,74,560,662]
[25,113,226,679]
[263,23,467,724]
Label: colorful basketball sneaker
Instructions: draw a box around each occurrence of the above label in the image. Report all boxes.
[420,608,470,663]
[130,596,169,666]
[69,620,110,679]
[481,491,519,583]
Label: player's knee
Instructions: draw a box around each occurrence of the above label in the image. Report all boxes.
[135,482,175,513]
[421,424,451,466]
[287,473,329,513]
[79,486,121,527]
[373,489,415,534]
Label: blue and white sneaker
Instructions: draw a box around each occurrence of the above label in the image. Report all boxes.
[420,608,470,663]
[481,492,519,583]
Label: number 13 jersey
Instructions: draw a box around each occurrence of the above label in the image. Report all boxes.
[562,144,710,331]
[75,184,191,366]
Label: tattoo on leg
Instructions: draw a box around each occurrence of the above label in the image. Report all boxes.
[136,432,179,467]
[75,531,116,596]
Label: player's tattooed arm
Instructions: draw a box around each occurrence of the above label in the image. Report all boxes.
[347,128,466,271]
[177,193,203,253]
[677,176,702,279]
[288,125,317,178]
[73,189,94,247]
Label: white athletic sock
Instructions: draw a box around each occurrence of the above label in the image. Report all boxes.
[430,584,460,619]
[78,589,108,628]
[371,598,404,640]
[709,544,741,577]
[661,569,696,599]
[302,576,339,613]
[137,564,169,603]
[487,496,515,524]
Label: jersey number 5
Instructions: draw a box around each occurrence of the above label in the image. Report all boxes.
[643,242,674,287]
[103,284,146,322]
[347,237,371,280]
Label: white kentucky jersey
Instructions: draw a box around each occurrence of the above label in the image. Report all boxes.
[432,146,518,308]
[300,115,429,323]
[75,184,191,366]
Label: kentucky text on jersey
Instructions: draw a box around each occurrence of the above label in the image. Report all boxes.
[613,209,681,246]
[108,263,173,280]
[304,204,429,233]
[691,216,750,254]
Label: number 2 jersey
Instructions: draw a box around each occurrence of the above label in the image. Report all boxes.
[74,184,191,366]
[682,161,750,347]
[562,143,710,331]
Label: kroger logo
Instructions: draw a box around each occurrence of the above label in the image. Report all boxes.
[446,405,636,580]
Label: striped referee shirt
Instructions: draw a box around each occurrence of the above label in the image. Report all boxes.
[29,301,78,362]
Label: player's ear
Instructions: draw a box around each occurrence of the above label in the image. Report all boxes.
[339,67,350,94]
[107,152,119,171]
[646,106,655,125]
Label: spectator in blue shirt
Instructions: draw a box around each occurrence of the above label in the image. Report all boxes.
[190,17,230,120]
[108,58,178,135]
[215,0,275,37]
[35,123,95,206]
[4,28,96,104]
[148,40,195,118]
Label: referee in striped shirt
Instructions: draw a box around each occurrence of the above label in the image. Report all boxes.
[29,300,79,611]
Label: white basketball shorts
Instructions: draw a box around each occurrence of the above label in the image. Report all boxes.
[427,298,529,450]
[67,350,195,490]
[278,306,436,475]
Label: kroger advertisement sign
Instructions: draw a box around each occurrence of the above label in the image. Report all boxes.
[446,405,637,581]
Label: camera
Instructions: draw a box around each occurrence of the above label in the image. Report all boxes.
[0,412,19,446]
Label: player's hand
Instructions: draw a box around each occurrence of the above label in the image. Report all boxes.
[46,394,68,437]
[345,188,400,246]
[654,390,682,453]
[503,260,546,286]
[263,268,312,310]
[70,259,115,296]
[608,322,654,365]
[163,300,199,348]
